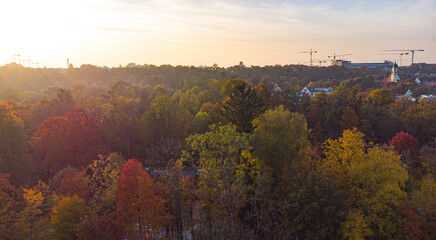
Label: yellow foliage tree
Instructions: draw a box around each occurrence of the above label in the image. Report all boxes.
[322,129,408,239]
[14,187,49,239]
[50,196,86,240]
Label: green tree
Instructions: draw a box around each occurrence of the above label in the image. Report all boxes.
[221,79,267,133]
[412,87,432,98]
[102,96,140,157]
[278,169,347,240]
[184,124,261,239]
[402,101,436,143]
[252,106,309,172]
[190,111,212,134]
[411,175,436,223]
[137,96,190,165]
[0,101,27,184]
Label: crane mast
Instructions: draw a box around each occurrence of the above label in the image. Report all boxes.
[300,49,318,67]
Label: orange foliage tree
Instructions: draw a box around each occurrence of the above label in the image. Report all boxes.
[116,159,171,239]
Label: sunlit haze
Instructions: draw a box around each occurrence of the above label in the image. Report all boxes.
[1,0,435,68]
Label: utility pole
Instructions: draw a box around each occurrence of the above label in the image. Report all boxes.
[300,49,318,67]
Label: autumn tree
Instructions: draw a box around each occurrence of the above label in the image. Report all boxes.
[85,153,125,215]
[397,199,423,240]
[50,195,87,240]
[57,171,89,199]
[199,102,226,125]
[389,132,421,169]
[31,108,107,179]
[0,173,19,239]
[322,129,408,239]
[340,105,359,130]
[84,215,123,240]
[116,159,171,239]
[14,187,49,239]
[184,124,261,239]
[252,105,309,173]
[368,88,395,106]
[221,79,267,133]
[0,101,27,184]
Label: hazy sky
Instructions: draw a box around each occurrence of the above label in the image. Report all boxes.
[1,0,435,68]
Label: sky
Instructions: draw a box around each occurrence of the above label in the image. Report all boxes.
[1,0,435,68]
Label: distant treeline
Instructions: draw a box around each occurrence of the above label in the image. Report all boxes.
[1,62,436,239]
[2,62,435,104]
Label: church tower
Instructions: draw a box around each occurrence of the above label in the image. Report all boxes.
[389,63,400,83]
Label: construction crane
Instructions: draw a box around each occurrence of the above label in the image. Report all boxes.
[328,53,352,66]
[314,59,328,67]
[377,52,408,66]
[23,59,31,67]
[328,53,352,60]
[383,49,424,65]
[299,49,317,67]
[13,54,21,64]
[32,62,40,68]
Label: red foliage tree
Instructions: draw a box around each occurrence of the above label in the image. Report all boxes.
[389,132,421,169]
[88,215,123,240]
[397,199,423,240]
[58,172,90,199]
[31,108,107,179]
[116,159,171,239]
[341,105,359,130]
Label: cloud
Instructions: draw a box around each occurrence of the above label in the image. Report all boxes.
[1,0,434,67]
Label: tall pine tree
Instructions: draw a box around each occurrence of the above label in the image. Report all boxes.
[221,79,267,133]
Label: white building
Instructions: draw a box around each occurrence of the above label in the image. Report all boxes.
[273,85,282,93]
[301,86,333,97]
